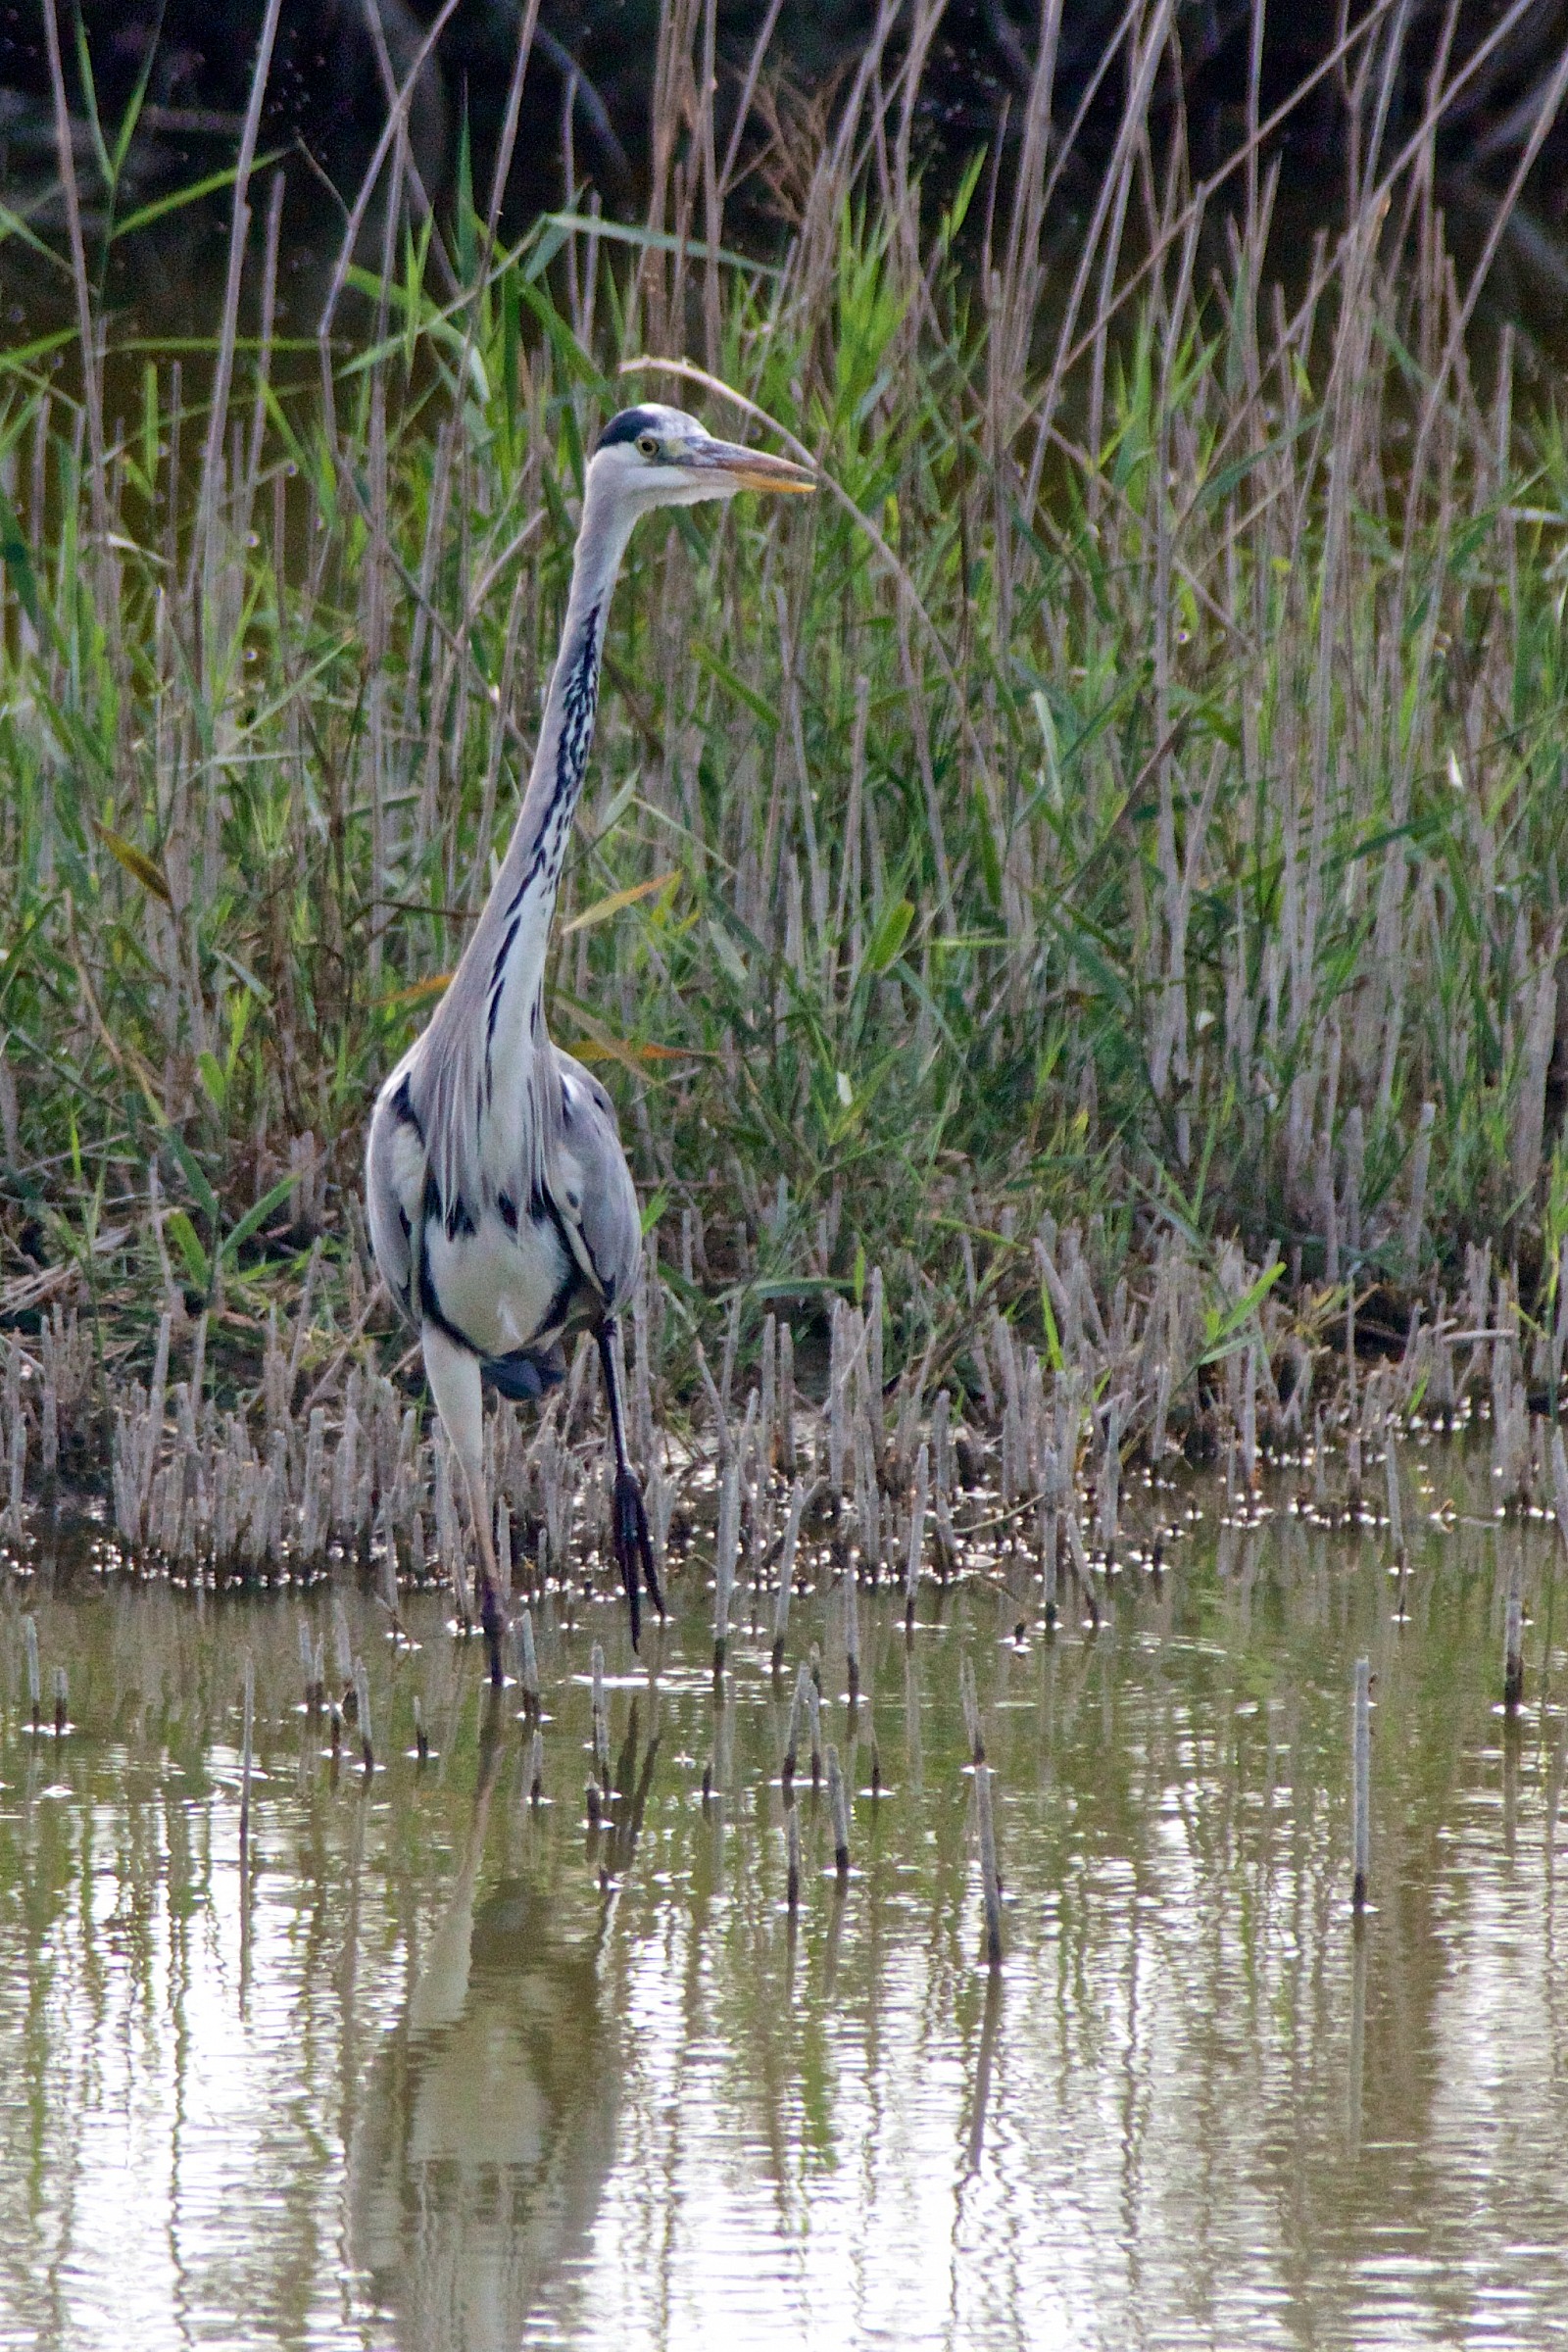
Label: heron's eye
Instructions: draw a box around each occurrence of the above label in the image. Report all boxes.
[636,433,660,459]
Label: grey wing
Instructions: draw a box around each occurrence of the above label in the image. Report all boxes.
[366,1054,428,1329]
[551,1050,643,1310]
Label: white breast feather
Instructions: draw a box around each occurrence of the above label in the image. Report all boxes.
[423,1209,569,1358]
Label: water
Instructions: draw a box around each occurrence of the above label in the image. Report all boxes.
[3,1452,1568,2351]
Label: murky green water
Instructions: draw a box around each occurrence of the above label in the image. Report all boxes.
[3,1450,1568,2351]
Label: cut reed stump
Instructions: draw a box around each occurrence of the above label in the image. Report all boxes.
[480,1575,506,1690]
[782,1660,809,1787]
[239,1654,255,1863]
[1503,1556,1525,1715]
[905,1441,928,1635]
[515,1606,540,1714]
[960,1652,985,1765]
[591,1641,610,1783]
[844,1573,860,1699]
[354,1657,374,1773]
[1351,1656,1371,1915]
[975,1762,1004,1970]
[712,1459,739,1677]
[826,1743,851,1877]
[770,1480,805,1673]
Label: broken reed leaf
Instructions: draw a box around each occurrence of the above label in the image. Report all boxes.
[380,972,454,1010]
[92,820,173,906]
[566,1035,694,1067]
[560,868,680,934]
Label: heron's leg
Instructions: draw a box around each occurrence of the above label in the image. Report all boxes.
[422,1324,508,1684]
[597,1317,663,1649]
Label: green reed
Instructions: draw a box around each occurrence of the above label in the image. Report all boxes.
[2,0,1568,1416]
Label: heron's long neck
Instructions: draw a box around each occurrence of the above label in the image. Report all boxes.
[458,480,635,1057]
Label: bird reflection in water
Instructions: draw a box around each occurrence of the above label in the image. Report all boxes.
[352,1693,659,2349]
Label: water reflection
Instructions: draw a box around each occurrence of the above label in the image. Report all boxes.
[352,1700,621,2351]
[3,1468,1568,2348]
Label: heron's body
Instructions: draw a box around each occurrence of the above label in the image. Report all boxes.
[365,401,812,1651]
[368,1043,633,1374]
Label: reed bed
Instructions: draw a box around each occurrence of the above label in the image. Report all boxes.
[0,0,1567,1560]
[1,1247,1556,1679]
[9,1297,1548,1988]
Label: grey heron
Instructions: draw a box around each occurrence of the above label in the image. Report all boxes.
[366,402,814,1660]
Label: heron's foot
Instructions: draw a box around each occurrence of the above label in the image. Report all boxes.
[612,1466,663,1651]
[479,1573,508,1688]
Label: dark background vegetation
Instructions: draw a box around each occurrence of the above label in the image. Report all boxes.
[4,1,1568,256]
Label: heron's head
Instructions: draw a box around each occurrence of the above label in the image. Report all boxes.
[589,403,814,510]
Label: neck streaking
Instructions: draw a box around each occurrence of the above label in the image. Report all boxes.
[416,472,636,1224]
[482,481,634,1035]
[479,589,604,1065]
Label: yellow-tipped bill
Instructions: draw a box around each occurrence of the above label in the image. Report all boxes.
[690,439,816,494]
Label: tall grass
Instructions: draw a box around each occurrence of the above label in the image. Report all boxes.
[3,0,1568,1421]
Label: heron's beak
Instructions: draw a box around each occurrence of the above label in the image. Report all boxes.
[692,439,816,494]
